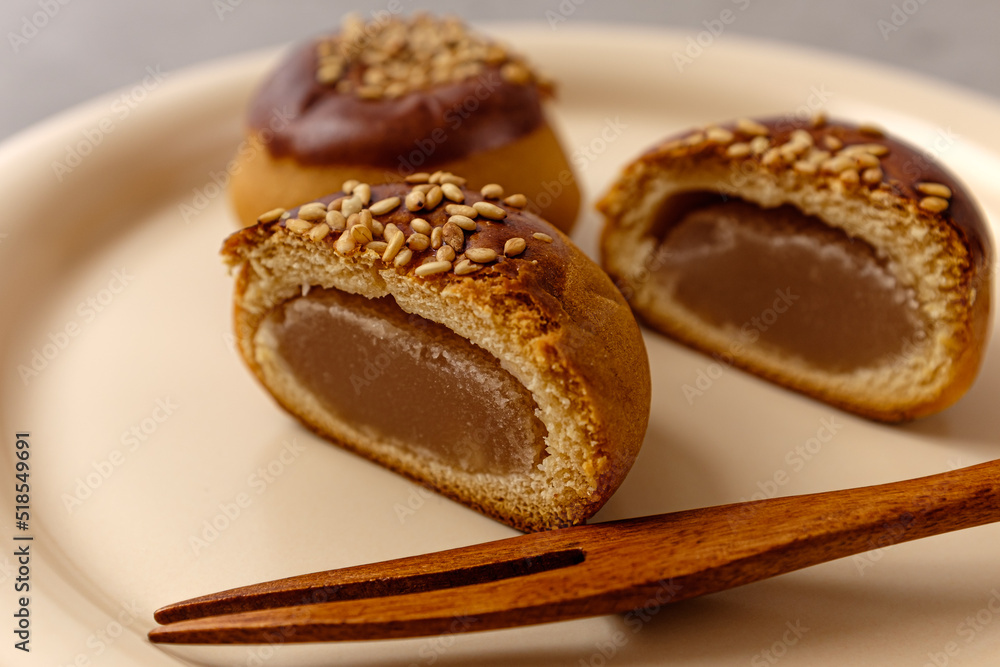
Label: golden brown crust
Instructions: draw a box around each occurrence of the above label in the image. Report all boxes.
[229,123,581,234]
[224,180,649,531]
[598,115,993,422]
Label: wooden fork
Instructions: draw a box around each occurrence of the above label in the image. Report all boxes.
[149,459,1000,644]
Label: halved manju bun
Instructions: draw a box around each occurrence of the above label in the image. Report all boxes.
[599,115,993,422]
[224,173,650,531]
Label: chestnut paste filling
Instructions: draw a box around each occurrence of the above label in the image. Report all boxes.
[262,288,548,474]
[650,195,923,372]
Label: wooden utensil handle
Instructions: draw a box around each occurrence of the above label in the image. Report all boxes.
[591,459,1000,607]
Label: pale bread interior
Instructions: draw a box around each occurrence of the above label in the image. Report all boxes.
[232,230,606,531]
[603,162,978,419]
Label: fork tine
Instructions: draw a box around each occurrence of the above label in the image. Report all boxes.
[148,516,683,644]
[153,528,588,624]
[147,563,645,644]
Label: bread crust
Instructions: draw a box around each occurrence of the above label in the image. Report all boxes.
[224,181,649,531]
[598,116,993,422]
[229,122,581,235]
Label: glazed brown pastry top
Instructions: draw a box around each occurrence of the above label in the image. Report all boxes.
[224,177,568,295]
[641,115,993,274]
[247,14,549,169]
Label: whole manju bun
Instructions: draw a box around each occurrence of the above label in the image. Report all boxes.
[229,13,581,234]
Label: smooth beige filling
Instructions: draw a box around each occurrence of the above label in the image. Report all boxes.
[650,195,924,372]
[262,288,547,474]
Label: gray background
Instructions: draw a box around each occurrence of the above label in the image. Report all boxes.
[2,0,999,142]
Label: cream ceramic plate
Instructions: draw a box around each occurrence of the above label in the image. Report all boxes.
[2,25,999,666]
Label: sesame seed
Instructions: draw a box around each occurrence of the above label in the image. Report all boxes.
[749,136,770,155]
[326,210,347,231]
[762,148,784,166]
[353,183,372,205]
[405,172,431,184]
[297,203,328,222]
[341,197,363,217]
[415,260,452,276]
[481,183,504,199]
[383,222,402,239]
[341,179,359,194]
[441,182,465,203]
[430,226,443,249]
[382,230,405,262]
[790,129,814,146]
[500,61,531,85]
[780,140,810,159]
[823,135,843,151]
[726,143,751,158]
[335,230,356,254]
[445,204,478,218]
[858,123,885,137]
[257,208,286,223]
[453,259,482,275]
[412,184,436,211]
[351,224,374,244]
[368,196,401,215]
[706,127,734,144]
[317,63,342,84]
[855,153,880,169]
[736,118,769,136]
[504,193,527,208]
[532,232,553,243]
[841,143,889,157]
[363,68,386,86]
[805,148,830,165]
[862,167,883,184]
[793,160,818,175]
[684,132,705,146]
[466,247,497,263]
[448,214,477,231]
[436,245,456,262]
[442,221,465,252]
[504,237,526,256]
[407,233,430,251]
[285,218,313,234]
[308,223,331,241]
[439,173,467,187]
[821,155,855,173]
[393,247,413,267]
[405,190,426,211]
[917,182,953,199]
[357,209,373,230]
[919,196,950,213]
[410,218,432,235]
[839,168,860,185]
[473,201,506,220]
